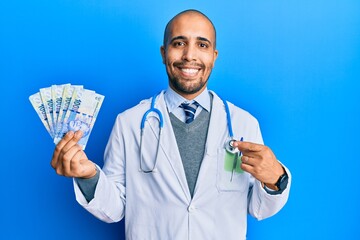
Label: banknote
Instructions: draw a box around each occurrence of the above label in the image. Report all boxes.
[39,87,56,137]
[53,88,103,149]
[29,92,53,138]
[29,84,104,150]
[52,84,70,132]
[93,94,105,121]
[85,93,105,142]
[54,85,83,139]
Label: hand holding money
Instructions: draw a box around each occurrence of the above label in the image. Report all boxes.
[51,130,97,178]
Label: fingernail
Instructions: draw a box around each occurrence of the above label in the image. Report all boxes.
[67,131,74,137]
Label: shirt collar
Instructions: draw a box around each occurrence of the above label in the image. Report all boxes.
[164,87,211,113]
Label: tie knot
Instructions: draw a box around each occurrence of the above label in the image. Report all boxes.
[180,101,199,124]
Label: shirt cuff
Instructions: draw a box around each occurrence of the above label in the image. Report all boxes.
[75,167,100,202]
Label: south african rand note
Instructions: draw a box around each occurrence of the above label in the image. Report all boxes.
[52,84,70,132]
[29,92,53,138]
[93,94,105,123]
[54,84,83,139]
[39,87,56,137]
[85,93,105,140]
[54,88,98,149]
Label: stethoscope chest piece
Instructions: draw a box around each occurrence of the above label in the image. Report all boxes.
[225,139,239,154]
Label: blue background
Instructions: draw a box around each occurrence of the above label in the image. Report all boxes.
[1,0,359,239]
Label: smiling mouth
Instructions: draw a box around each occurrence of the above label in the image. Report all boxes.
[176,65,203,78]
[180,68,200,75]
[173,62,204,78]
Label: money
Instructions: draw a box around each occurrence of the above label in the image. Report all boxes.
[29,84,104,150]
[55,85,83,140]
[52,83,70,132]
[40,87,56,137]
[86,93,105,143]
[29,92,53,138]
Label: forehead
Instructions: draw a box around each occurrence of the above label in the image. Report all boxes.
[168,13,215,42]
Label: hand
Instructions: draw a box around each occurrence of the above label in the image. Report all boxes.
[233,141,284,189]
[51,131,97,179]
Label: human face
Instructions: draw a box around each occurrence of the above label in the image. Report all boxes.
[161,13,218,99]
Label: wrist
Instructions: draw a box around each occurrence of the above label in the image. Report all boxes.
[263,167,289,194]
[81,165,98,179]
[263,165,285,187]
[264,182,279,191]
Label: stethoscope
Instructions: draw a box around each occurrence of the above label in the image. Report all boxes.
[139,92,240,173]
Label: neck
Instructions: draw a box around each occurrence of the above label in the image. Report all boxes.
[169,85,207,100]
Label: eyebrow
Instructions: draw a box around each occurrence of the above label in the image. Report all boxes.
[169,36,213,46]
[197,37,212,45]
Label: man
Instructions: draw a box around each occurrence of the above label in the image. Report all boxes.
[51,9,291,239]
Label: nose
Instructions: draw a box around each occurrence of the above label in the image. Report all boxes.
[182,44,197,62]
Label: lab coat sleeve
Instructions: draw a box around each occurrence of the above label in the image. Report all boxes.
[248,166,291,220]
[247,121,292,220]
[73,114,126,223]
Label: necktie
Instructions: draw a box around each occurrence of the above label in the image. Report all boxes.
[180,102,200,123]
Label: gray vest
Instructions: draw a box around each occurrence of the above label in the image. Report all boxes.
[169,108,211,197]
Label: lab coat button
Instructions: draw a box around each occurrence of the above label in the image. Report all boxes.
[188,205,196,212]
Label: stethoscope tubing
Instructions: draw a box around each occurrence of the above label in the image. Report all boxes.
[139,92,236,173]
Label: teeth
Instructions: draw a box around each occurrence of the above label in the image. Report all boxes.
[181,68,199,74]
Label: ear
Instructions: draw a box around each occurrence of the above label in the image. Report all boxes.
[160,46,166,64]
[212,49,219,68]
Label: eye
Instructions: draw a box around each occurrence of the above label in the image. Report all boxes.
[198,42,209,48]
[173,41,185,47]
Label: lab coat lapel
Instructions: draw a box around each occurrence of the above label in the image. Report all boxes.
[205,91,229,152]
[193,92,229,198]
[147,91,191,201]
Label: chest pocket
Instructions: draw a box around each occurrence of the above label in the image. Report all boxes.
[216,147,249,192]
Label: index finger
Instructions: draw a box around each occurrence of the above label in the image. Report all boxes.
[53,131,83,157]
[51,131,75,167]
[53,131,74,157]
[232,141,263,153]
[51,131,84,172]
[61,130,84,153]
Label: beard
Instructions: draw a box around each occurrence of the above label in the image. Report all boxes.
[167,61,212,95]
[169,75,208,95]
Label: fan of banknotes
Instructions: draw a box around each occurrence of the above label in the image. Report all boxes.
[29,84,104,150]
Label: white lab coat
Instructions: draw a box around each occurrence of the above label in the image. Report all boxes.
[74,90,291,240]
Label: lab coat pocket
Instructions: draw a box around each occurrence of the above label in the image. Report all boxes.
[216,148,248,192]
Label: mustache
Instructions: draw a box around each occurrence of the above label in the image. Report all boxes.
[173,61,205,69]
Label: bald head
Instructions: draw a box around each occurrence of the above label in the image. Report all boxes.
[163,9,217,49]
